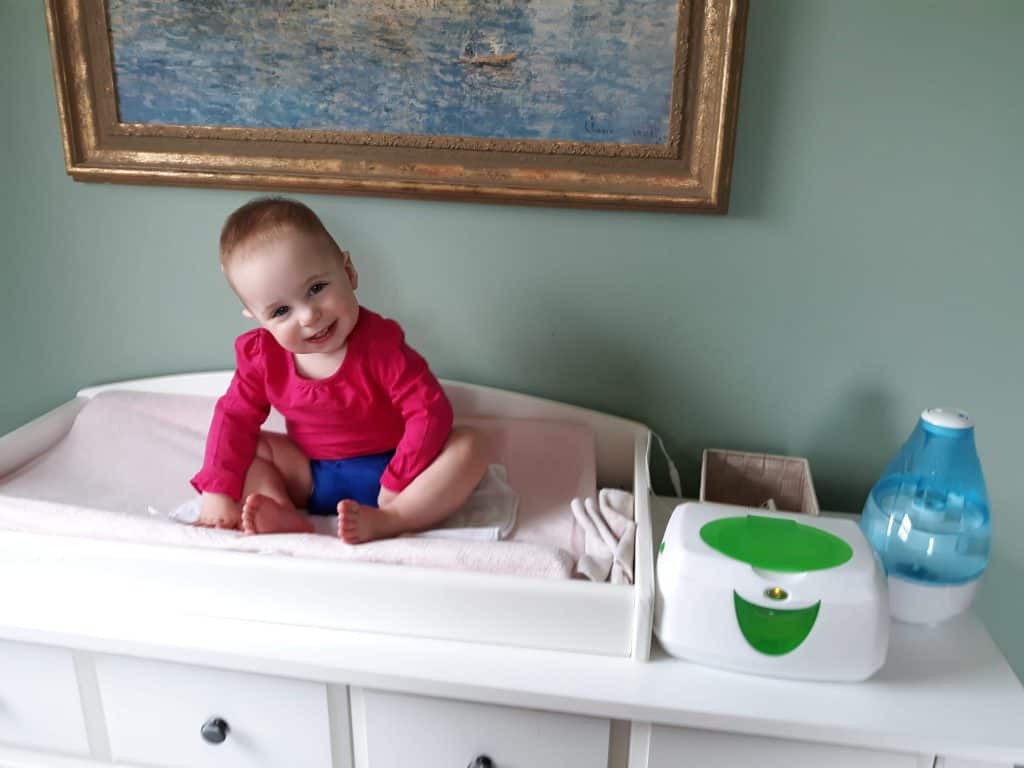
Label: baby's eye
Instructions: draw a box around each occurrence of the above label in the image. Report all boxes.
[270,305,290,319]
[309,282,328,296]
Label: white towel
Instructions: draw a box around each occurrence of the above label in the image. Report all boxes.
[169,463,518,542]
[0,496,574,579]
[571,488,636,584]
[412,464,518,541]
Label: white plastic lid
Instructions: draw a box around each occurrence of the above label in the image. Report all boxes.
[921,407,973,430]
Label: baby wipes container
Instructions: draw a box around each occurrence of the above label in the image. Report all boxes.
[655,502,889,682]
[860,407,991,625]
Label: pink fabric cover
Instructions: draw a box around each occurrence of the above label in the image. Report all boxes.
[0,391,596,579]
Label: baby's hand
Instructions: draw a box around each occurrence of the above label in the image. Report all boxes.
[377,486,398,509]
[197,492,242,529]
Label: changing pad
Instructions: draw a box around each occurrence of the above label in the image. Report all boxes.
[0,391,596,578]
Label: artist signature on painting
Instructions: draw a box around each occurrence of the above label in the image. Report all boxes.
[631,124,662,141]
[585,114,663,142]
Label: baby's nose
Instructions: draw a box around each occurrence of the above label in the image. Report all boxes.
[300,305,320,326]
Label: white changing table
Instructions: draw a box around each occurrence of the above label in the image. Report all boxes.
[1,496,1022,768]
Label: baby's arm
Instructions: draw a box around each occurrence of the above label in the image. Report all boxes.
[191,332,271,527]
[375,337,454,496]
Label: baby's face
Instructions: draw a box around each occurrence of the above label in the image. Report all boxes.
[227,230,360,358]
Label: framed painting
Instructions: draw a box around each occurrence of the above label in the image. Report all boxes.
[46,0,748,213]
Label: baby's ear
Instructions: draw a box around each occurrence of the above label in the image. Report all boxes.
[342,251,359,290]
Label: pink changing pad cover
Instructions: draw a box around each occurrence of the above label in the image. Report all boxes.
[0,391,596,579]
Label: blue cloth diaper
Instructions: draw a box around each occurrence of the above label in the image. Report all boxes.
[307,451,396,515]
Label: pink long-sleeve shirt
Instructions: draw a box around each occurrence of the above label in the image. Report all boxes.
[191,308,453,501]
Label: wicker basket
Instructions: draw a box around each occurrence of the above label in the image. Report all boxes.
[700,448,820,516]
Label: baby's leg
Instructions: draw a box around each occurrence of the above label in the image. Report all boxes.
[338,427,491,543]
[240,432,315,535]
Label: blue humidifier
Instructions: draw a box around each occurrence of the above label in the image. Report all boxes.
[860,407,991,624]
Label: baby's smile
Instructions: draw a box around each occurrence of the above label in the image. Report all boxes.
[307,320,337,344]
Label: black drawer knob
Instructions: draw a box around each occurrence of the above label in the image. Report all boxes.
[200,716,230,744]
[468,757,494,768]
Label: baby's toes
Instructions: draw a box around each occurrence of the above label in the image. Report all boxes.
[241,508,257,535]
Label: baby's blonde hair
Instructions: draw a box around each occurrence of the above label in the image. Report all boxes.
[219,197,344,270]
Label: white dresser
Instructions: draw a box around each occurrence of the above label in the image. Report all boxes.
[1,498,1022,768]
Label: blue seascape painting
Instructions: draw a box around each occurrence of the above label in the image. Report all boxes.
[108,0,679,145]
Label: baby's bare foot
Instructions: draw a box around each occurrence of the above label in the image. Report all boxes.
[241,493,314,535]
[337,500,399,544]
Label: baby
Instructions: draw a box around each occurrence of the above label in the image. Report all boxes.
[191,197,490,543]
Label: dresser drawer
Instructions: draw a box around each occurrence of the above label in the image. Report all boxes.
[0,639,89,756]
[95,655,332,768]
[352,687,610,768]
[642,723,923,768]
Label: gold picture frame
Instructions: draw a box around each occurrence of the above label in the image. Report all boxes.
[46,0,748,213]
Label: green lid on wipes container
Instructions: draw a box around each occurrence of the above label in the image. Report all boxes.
[700,514,853,572]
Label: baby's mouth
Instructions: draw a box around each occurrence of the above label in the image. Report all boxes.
[307,321,336,343]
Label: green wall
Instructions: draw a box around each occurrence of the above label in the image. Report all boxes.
[2,2,1021,677]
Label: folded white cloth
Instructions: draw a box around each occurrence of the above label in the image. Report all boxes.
[571,488,636,584]
[169,463,518,542]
